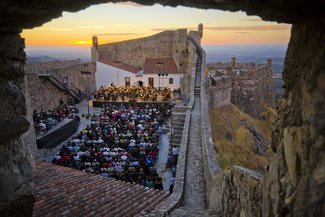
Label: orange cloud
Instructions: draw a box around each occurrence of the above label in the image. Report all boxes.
[65,40,92,45]
[204,24,291,31]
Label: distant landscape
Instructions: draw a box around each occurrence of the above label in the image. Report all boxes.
[26,46,91,63]
[203,44,287,73]
[26,44,286,71]
[26,44,286,98]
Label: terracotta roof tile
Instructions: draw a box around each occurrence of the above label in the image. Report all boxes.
[143,58,181,74]
[33,162,169,217]
[98,58,141,74]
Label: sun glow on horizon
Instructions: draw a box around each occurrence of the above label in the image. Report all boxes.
[21,2,291,47]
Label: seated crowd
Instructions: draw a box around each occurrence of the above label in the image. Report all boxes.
[33,104,79,134]
[95,85,171,102]
[52,103,174,190]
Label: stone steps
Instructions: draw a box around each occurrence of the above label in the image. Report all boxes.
[170,140,182,146]
[169,207,216,217]
[172,134,183,141]
[172,129,183,135]
[172,117,186,123]
[172,121,185,126]
[194,87,201,96]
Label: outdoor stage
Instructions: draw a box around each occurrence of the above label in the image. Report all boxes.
[91,99,172,108]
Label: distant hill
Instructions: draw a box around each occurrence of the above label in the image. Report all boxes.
[203,44,287,73]
[25,46,91,63]
[209,104,276,172]
[26,55,58,63]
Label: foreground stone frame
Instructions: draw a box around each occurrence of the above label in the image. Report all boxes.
[0,1,324,216]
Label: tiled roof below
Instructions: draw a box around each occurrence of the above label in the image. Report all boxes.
[33,162,169,217]
[143,58,181,74]
[98,58,141,74]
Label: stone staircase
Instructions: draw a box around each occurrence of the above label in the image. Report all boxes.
[167,37,217,217]
[39,74,82,102]
[194,45,202,97]
[194,86,201,96]
[170,112,186,148]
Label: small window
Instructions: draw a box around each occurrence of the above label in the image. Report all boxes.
[169,78,173,84]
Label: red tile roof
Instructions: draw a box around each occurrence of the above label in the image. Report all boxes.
[33,162,169,217]
[143,58,181,74]
[98,58,141,74]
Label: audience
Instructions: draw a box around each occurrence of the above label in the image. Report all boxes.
[33,104,79,134]
[52,102,173,190]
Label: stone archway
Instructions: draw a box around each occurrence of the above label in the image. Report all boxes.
[0,1,324,216]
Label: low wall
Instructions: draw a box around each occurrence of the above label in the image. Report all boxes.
[148,39,197,216]
[199,45,221,211]
[199,44,263,216]
[213,166,263,217]
[36,119,78,149]
[155,109,191,216]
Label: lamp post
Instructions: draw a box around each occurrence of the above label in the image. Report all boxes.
[156,62,164,88]
[158,73,168,88]
[81,70,92,117]
[113,61,122,86]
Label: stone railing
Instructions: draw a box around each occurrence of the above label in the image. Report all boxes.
[146,38,198,216]
[154,109,191,216]
[198,43,221,211]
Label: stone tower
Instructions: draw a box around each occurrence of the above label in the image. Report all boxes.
[267,58,272,66]
[92,35,98,49]
[91,35,99,61]
[231,57,236,68]
[198,23,203,38]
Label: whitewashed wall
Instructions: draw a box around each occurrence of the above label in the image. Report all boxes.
[96,61,183,90]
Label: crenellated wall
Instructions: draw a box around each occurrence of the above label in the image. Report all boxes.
[208,63,274,117]
[206,76,232,108]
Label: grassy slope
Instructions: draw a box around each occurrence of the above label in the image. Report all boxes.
[209,104,276,171]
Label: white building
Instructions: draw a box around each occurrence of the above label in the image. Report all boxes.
[95,57,183,90]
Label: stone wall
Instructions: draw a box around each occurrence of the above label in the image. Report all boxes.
[263,20,325,217]
[230,65,274,117]
[231,78,260,116]
[208,63,274,117]
[172,29,189,73]
[25,60,96,111]
[206,76,232,108]
[0,34,35,217]
[98,29,196,73]
[98,31,175,69]
[180,40,197,100]
[212,166,263,217]
[188,30,201,45]
[26,72,70,111]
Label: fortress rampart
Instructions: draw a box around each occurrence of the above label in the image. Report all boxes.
[207,58,274,117]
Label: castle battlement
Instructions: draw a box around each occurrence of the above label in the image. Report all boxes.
[206,57,274,117]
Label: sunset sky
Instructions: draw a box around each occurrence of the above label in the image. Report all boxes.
[21,2,291,47]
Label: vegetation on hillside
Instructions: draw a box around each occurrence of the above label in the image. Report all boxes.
[209,104,276,172]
